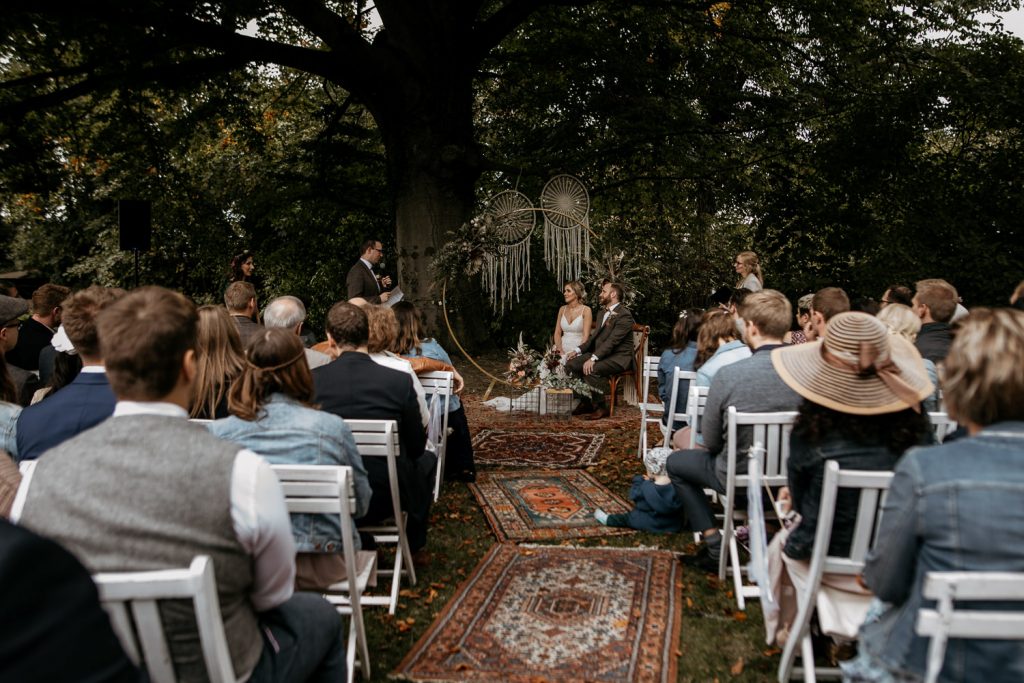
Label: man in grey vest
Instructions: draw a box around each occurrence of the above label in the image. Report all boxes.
[14,286,345,683]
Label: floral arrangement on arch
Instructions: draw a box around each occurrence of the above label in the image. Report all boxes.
[503,334,597,398]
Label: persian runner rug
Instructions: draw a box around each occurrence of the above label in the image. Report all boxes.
[469,469,632,542]
[393,543,683,683]
[471,429,605,468]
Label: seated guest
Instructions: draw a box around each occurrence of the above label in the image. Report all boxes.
[846,308,1024,682]
[14,286,345,682]
[786,294,814,344]
[670,309,750,450]
[0,401,19,459]
[594,447,683,534]
[263,295,331,370]
[30,325,83,404]
[224,280,262,348]
[1,294,39,405]
[880,284,913,308]
[876,303,941,412]
[313,302,434,561]
[0,519,143,682]
[912,278,958,363]
[809,286,850,339]
[658,309,702,432]
[762,312,933,647]
[695,309,751,388]
[668,290,802,571]
[364,304,429,426]
[190,305,246,419]
[210,328,372,591]
[5,283,69,371]
[16,286,124,461]
[391,301,475,482]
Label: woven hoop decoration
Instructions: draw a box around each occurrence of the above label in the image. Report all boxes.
[540,175,590,285]
[485,190,535,244]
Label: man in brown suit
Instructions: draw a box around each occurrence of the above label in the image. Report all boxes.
[565,282,635,420]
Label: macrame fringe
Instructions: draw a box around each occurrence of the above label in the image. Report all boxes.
[481,238,531,313]
[543,217,590,286]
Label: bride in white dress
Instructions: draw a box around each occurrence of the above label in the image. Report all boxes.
[485,281,592,413]
[553,280,592,358]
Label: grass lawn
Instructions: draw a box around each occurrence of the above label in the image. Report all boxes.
[359,354,781,682]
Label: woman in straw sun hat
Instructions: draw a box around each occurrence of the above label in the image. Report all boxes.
[763,311,934,650]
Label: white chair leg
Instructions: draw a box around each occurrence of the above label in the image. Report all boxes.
[801,634,817,683]
[730,535,746,611]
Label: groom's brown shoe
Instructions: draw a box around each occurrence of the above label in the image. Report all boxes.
[586,406,610,420]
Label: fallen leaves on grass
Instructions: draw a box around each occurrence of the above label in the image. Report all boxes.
[730,658,744,675]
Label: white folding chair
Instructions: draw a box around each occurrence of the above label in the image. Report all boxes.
[636,355,666,459]
[668,383,711,449]
[778,462,894,682]
[721,406,798,609]
[916,572,1024,683]
[661,367,699,447]
[927,411,958,444]
[271,464,373,682]
[93,556,239,683]
[419,370,453,502]
[343,419,416,614]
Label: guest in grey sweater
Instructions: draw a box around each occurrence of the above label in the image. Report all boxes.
[667,290,801,571]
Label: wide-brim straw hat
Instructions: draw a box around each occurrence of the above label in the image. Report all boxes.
[771,312,934,415]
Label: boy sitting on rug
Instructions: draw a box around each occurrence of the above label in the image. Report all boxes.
[595,448,683,533]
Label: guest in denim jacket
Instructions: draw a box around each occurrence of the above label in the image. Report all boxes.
[657,309,701,433]
[846,308,1024,682]
[211,328,371,591]
[0,401,20,458]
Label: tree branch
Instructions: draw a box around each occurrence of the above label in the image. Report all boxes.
[0,54,247,118]
[273,0,379,73]
[471,0,598,59]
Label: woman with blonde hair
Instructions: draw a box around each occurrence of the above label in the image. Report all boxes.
[190,305,246,419]
[876,303,940,412]
[210,327,371,590]
[553,281,592,357]
[734,251,763,291]
[363,305,429,426]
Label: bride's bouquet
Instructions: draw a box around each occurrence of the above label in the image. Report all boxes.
[539,344,597,398]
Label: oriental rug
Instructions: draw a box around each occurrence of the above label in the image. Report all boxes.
[392,543,683,683]
[469,469,632,542]
[471,429,605,468]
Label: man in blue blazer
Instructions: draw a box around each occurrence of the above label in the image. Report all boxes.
[16,286,125,461]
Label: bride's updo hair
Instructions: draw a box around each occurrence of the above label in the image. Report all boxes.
[565,280,586,302]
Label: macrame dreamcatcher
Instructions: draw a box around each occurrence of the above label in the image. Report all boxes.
[480,189,536,310]
[540,174,590,285]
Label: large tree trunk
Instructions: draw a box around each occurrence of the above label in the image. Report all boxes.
[367,45,482,339]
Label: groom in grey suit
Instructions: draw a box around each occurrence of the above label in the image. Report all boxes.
[565,282,635,420]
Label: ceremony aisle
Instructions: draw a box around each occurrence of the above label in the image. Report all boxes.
[359,360,775,682]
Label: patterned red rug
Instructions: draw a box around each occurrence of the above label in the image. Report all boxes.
[393,543,683,683]
[472,428,605,468]
[469,469,633,542]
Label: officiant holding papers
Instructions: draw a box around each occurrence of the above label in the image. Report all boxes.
[346,238,393,304]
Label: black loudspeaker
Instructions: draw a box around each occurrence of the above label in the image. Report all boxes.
[118,200,152,251]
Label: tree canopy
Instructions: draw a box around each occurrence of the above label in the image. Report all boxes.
[2,1,1022,347]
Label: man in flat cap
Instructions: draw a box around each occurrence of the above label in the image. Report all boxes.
[1,295,40,405]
